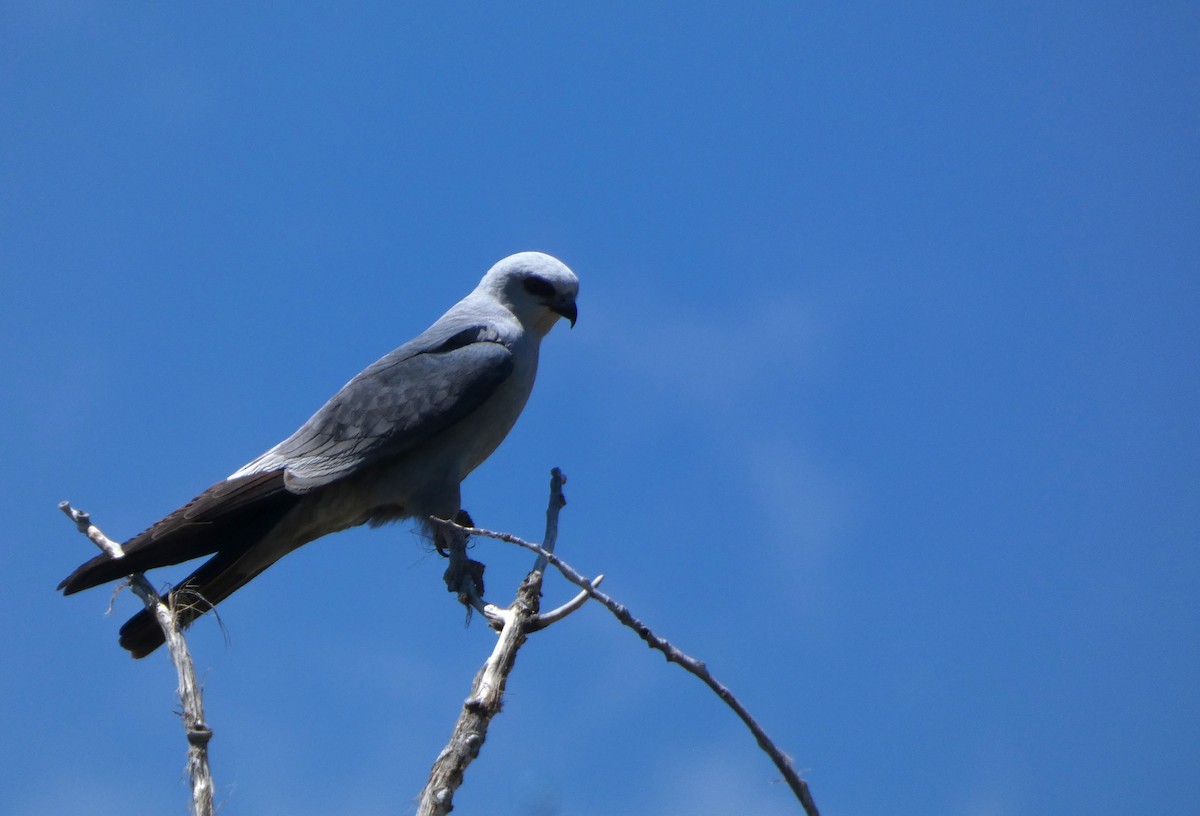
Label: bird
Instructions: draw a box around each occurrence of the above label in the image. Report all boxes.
[59,251,579,658]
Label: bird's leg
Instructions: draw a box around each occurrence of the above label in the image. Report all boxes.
[440,509,486,607]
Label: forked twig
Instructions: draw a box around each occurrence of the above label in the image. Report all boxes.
[440,503,821,816]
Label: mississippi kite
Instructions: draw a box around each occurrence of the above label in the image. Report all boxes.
[59,251,579,658]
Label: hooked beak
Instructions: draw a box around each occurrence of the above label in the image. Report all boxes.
[552,300,578,328]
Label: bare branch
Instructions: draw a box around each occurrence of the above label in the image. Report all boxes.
[59,502,216,816]
[440,514,821,816]
[416,470,569,815]
[415,571,541,816]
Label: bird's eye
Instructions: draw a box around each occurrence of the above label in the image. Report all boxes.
[523,276,556,299]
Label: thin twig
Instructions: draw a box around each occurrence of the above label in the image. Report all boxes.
[439,515,821,816]
[530,575,604,630]
[59,502,216,816]
[534,466,566,571]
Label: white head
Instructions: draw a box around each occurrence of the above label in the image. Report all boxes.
[477,251,580,336]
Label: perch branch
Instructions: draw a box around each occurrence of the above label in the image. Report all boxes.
[416,469,570,815]
[440,516,821,816]
[59,501,216,816]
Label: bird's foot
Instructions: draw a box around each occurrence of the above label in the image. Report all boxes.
[438,509,486,603]
[443,556,486,605]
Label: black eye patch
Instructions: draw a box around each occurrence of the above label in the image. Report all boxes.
[523,276,556,299]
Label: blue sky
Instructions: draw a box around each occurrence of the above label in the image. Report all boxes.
[3,3,1197,814]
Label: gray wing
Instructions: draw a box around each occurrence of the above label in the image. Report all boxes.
[235,325,514,492]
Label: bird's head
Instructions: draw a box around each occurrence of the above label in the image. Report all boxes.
[479,252,579,336]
